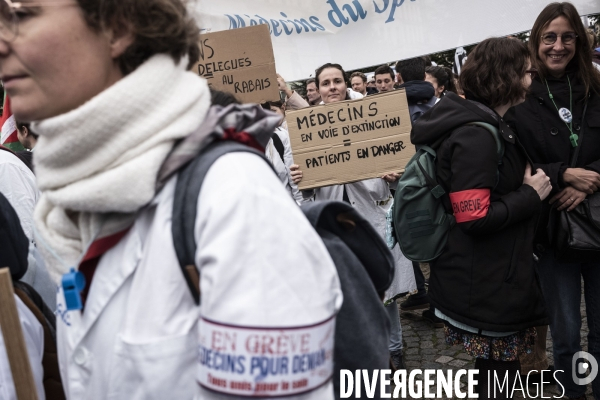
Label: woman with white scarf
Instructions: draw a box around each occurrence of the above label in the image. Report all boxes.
[0,0,342,398]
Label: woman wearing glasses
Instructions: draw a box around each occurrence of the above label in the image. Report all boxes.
[506,3,600,400]
[411,37,551,399]
[0,0,343,399]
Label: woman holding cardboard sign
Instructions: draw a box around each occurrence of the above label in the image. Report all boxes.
[291,63,416,372]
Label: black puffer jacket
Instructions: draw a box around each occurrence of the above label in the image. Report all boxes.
[412,93,548,332]
[505,73,600,245]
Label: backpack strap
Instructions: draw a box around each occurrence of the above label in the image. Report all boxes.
[172,140,273,305]
[271,133,285,163]
[415,146,446,199]
[414,146,453,213]
[13,282,65,400]
[13,282,56,339]
[466,122,504,165]
[465,122,504,187]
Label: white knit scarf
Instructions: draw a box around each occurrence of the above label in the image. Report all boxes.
[32,54,211,282]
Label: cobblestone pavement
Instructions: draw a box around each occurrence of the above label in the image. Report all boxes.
[391,264,594,399]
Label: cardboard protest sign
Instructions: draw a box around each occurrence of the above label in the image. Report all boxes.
[195,24,280,104]
[286,90,415,190]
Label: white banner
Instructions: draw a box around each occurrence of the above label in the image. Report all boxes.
[194,0,600,81]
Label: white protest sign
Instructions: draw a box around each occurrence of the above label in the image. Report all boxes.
[193,0,600,81]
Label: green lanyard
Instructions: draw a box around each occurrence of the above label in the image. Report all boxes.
[544,76,578,147]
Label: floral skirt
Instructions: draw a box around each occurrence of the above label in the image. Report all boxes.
[445,325,537,361]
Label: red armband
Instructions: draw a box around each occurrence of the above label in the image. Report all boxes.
[449,189,490,223]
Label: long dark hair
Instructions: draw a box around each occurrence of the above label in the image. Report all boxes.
[529,2,600,95]
[425,66,457,95]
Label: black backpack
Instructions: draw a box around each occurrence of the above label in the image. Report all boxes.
[0,192,29,280]
[171,139,395,399]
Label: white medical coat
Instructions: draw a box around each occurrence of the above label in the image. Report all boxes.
[0,150,39,240]
[55,152,343,400]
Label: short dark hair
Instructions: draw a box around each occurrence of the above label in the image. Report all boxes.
[529,2,600,95]
[395,58,426,82]
[260,100,284,110]
[374,65,394,80]
[76,0,200,75]
[315,63,348,88]
[306,78,317,88]
[15,121,38,140]
[210,89,240,107]
[349,71,367,83]
[459,37,530,109]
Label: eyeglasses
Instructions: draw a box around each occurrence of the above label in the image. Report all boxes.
[0,0,76,42]
[541,32,578,46]
[525,69,538,79]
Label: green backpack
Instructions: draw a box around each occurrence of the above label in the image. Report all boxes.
[392,122,504,262]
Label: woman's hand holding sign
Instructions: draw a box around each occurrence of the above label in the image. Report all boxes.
[382,172,401,183]
[290,164,303,184]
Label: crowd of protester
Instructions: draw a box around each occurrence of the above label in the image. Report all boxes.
[0,0,599,399]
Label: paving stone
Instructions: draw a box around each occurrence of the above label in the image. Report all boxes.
[448,359,468,368]
[455,353,473,361]
[394,272,592,398]
[440,349,459,356]
[422,362,444,370]
[415,326,432,332]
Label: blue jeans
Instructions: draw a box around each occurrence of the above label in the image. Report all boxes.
[386,302,403,353]
[537,249,600,399]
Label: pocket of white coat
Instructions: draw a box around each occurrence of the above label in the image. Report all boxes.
[107,330,198,400]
